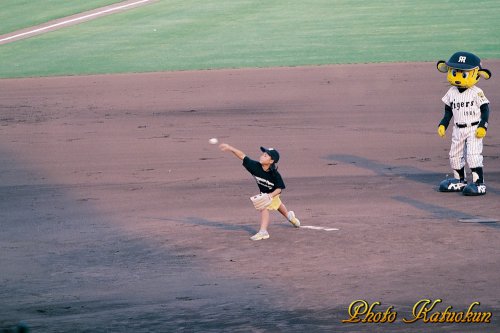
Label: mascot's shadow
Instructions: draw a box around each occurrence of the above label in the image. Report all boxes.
[326,154,499,196]
[326,153,498,195]
[392,195,500,229]
[327,153,444,187]
[326,154,499,229]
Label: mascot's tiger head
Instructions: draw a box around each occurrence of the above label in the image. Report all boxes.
[437,51,491,89]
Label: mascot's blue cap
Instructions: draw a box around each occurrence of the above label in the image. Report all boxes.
[446,51,481,70]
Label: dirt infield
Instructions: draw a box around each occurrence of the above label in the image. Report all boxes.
[1,62,499,332]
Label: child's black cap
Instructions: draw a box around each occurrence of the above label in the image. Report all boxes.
[260,147,280,163]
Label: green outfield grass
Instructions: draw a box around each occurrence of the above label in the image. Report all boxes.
[1,0,499,78]
[0,0,122,35]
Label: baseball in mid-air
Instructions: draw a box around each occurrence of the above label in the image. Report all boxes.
[209,138,219,145]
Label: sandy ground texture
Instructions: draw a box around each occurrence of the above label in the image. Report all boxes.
[1,62,499,332]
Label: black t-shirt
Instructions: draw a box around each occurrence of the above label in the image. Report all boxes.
[242,156,285,193]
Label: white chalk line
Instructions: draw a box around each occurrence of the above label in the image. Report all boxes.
[300,225,339,231]
[0,0,153,43]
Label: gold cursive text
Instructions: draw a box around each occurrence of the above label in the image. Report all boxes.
[403,299,491,324]
[342,300,397,323]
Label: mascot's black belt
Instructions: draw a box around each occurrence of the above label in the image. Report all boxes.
[456,121,479,128]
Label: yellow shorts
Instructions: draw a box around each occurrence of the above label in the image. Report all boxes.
[267,194,282,211]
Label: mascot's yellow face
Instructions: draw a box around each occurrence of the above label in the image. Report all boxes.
[437,51,491,89]
[447,67,479,89]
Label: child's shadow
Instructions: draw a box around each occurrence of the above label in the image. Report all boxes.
[148,216,256,235]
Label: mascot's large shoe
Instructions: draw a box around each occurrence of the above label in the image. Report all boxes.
[439,178,467,192]
[463,182,487,196]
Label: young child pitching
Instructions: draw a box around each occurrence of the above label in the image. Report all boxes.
[219,143,300,240]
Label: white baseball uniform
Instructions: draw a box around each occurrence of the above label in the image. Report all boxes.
[442,86,489,170]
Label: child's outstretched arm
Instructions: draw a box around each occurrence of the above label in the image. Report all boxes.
[219,143,246,160]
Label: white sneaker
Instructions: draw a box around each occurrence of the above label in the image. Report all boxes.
[250,230,270,241]
[287,211,300,228]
